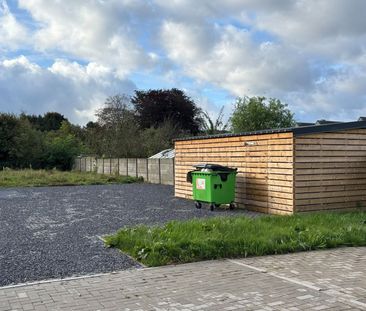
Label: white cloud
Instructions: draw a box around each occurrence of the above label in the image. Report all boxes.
[0,56,136,124]
[158,0,366,121]
[161,22,313,96]
[17,0,157,77]
[0,0,28,50]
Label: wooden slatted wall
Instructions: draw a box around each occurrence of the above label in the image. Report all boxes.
[175,132,294,214]
[294,129,366,212]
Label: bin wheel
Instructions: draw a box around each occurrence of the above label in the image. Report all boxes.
[195,202,202,209]
[210,204,215,211]
[229,203,235,210]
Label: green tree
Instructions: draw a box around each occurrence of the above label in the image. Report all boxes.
[10,119,45,169]
[93,94,142,157]
[44,121,85,170]
[230,96,295,132]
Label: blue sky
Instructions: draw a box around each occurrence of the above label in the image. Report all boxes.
[1,0,366,124]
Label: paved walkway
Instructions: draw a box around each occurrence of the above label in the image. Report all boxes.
[0,247,365,311]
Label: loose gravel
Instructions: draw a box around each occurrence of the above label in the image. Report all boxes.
[0,184,257,286]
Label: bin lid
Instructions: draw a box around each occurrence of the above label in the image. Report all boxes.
[192,163,237,172]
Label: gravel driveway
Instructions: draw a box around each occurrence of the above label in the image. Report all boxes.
[0,184,256,286]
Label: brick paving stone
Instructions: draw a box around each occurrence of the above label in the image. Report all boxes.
[0,247,365,310]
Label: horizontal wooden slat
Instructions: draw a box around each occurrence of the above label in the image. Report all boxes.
[296,189,366,199]
[295,162,366,169]
[295,167,366,175]
[296,156,366,163]
[295,138,366,145]
[296,144,366,151]
[296,201,364,212]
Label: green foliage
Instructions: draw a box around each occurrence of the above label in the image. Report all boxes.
[91,95,143,157]
[44,122,85,170]
[105,211,366,266]
[21,112,67,131]
[199,106,228,135]
[88,94,186,158]
[10,119,45,169]
[0,169,142,187]
[141,119,181,156]
[0,113,19,168]
[230,96,296,132]
[0,114,85,170]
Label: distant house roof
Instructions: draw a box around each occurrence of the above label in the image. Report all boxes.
[174,118,366,142]
[149,149,175,159]
[315,119,343,125]
[295,122,315,127]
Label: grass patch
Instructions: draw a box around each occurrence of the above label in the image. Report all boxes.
[0,169,142,187]
[105,212,366,266]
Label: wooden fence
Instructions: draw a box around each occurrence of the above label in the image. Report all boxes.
[74,156,175,185]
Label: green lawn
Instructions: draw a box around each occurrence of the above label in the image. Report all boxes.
[0,169,142,187]
[105,211,366,266]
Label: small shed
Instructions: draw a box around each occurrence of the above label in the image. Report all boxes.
[149,149,175,159]
[174,120,366,214]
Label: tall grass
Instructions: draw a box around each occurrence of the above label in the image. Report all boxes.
[0,169,142,187]
[105,212,366,266]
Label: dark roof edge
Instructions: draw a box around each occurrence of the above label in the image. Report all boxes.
[173,120,366,142]
[292,120,366,136]
[173,127,293,142]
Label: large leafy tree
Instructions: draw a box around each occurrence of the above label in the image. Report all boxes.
[131,88,201,134]
[92,94,142,157]
[230,96,295,132]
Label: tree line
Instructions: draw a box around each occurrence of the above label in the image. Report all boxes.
[0,88,295,170]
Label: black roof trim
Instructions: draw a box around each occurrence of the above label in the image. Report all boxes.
[293,120,366,136]
[173,120,366,142]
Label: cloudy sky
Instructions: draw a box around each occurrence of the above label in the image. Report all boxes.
[0,0,366,124]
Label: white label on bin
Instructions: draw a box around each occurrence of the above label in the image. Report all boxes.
[196,178,206,190]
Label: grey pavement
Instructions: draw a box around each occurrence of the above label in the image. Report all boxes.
[0,247,365,310]
[0,184,256,286]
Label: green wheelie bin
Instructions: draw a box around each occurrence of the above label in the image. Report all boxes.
[187,164,237,211]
